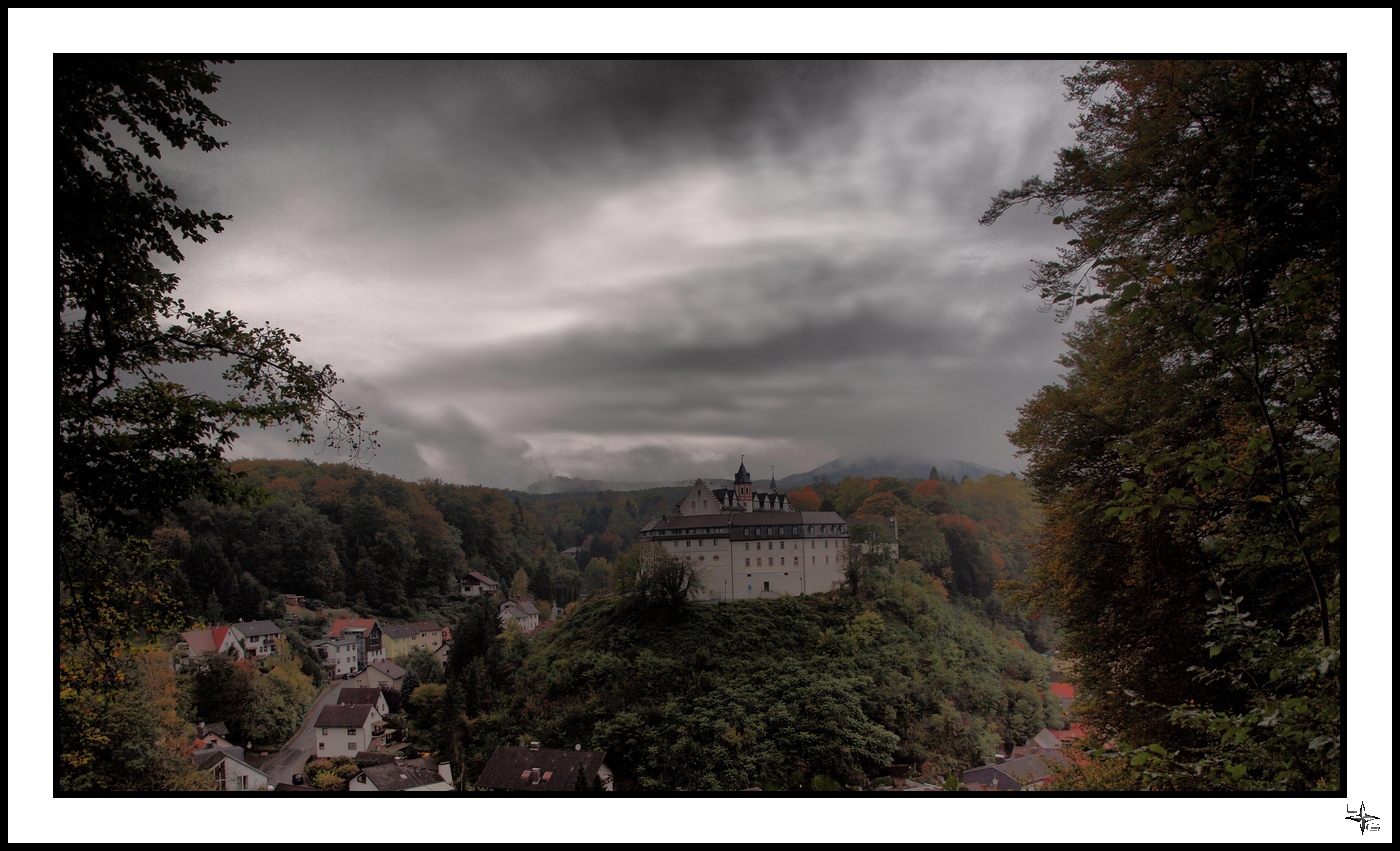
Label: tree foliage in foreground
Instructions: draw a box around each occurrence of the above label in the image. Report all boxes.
[56,59,371,788]
[985,60,1341,789]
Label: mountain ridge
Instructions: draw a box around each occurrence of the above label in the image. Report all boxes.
[524,454,1007,494]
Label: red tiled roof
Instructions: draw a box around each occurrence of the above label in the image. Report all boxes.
[181,629,217,654]
[212,625,232,648]
[1050,682,1075,700]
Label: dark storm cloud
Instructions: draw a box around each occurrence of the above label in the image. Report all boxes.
[163,59,1087,487]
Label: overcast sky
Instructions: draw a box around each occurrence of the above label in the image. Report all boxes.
[150,59,1088,489]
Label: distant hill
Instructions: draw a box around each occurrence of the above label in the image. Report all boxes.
[778,455,1006,488]
[525,475,689,494]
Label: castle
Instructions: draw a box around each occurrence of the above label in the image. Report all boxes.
[638,459,854,600]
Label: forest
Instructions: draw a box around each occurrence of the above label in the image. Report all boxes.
[62,452,1056,790]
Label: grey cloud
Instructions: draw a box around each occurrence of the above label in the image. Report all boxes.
[160,60,1086,486]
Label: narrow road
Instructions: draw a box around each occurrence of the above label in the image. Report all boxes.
[263,680,347,786]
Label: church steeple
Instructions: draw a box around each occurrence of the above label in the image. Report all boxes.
[768,467,777,491]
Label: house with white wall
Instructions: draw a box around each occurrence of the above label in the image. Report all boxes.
[313,703,381,759]
[499,600,540,633]
[461,571,500,598]
[230,620,283,658]
[195,748,269,791]
[350,660,405,691]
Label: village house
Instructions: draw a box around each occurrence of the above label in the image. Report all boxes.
[1010,728,1064,760]
[351,758,454,792]
[499,599,540,633]
[311,635,360,678]
[461,571,500,598]
[175,625,245,670]
[194,722,238,752]
[407,621,444,653]
[350,660,406,691]
[326,617,385,668]
[380,624,419,660]
[960,751,1069,791]
[195,747,269,791]
[337,687,390,718]
[313,703,381,759]
[229,620,283,659]
[476,743,613,792]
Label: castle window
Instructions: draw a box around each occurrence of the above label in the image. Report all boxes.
[768,558,773,566]
[691,502,695,509]
[745,543,749,551]
[768,542,773,550]
[780,541,785,549]
[686,540,691,547]
[780,558,785,566]
[745,558,750,567]
[807,526,813,534]
[763,582,770,591]
[766,527,772,535]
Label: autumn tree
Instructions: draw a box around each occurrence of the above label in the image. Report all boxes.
[60,648,215,791]
[985,60,1341,789]
[510,567,531,599]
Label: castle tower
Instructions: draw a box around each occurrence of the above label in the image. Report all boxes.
[734,457,753,508]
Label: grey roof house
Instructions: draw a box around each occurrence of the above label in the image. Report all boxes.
[476,743,613,791]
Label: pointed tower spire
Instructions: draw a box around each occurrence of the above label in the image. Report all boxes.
[769,467,777,491]
[734,456,753,507]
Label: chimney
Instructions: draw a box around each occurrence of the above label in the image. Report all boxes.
[530,768,541,785]
[994,753,1007,764]
[529,741,540,751]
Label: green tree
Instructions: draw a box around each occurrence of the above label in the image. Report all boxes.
[401,648,445,686]
[614,543,702,610]
[984,60,1341,789]
[583,557,613,596]
[840,524,897,598]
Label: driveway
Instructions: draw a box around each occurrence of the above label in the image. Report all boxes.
[262,679,347,786]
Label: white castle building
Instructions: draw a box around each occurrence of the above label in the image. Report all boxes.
[638,459,856,600]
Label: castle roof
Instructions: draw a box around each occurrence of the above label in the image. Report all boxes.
[735,460,751,483]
